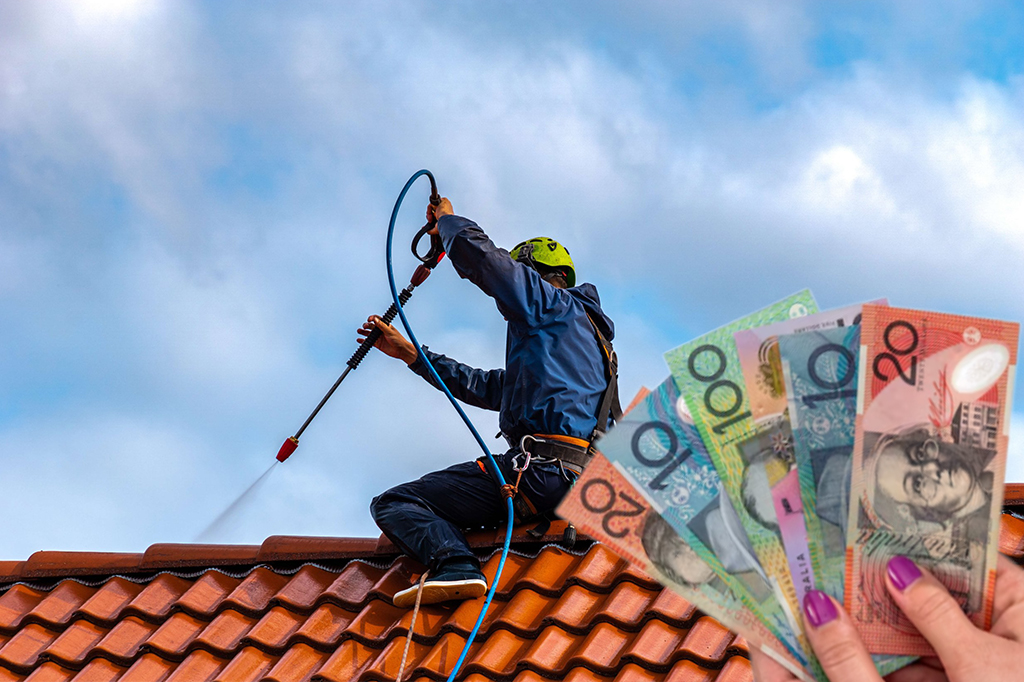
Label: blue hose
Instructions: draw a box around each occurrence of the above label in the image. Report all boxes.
[385,169,514,682]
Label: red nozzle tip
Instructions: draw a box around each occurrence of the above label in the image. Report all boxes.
[277,437,299,462]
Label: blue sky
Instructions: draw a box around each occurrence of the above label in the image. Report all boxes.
[1,1,1023,557]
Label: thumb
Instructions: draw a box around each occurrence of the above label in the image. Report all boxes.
[885,555,981,673]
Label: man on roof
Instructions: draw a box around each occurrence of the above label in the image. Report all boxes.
[360,197,620,608]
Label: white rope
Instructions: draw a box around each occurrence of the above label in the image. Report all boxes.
[396,569,429,682]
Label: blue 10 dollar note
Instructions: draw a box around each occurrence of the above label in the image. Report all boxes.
[779,324,914,676]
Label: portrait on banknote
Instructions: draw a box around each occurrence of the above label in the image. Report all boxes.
[640,512,721,589]
[808,445,852,554]
[733,418,797,542]
[862,426,994,539]
[687,491,773,602]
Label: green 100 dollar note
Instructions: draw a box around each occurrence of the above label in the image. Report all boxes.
[664,290,818,662]
[779,324,915,677]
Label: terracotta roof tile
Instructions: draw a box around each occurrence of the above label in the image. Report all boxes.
[539,584,604,632]
[92,616,159,661]
[144,611,207,657]
[243,606,305,650]
[271,566,338,612]
[212,645,277,681]
[174,573,242,619]
[599,581,659,628]
[292,603,358,647]
[0,623,60,671]
[65,657,124,682]
[572,621,633,670]
[264,643,329,682]
[0,587,46,632]
[466,627,532,676]
[23,584,93,629]
[26,661,76,682]
[999,512,1024,559]
[222,568,290,616]
[162,649,226,682]
[0,668,21,682]
[313,638,378,682]
[192,609,257,653]
[663,660,719,682]
[39,619,106,666]
[123,574,192,621]
[74,578,144,625]
[116,653,176,682]
[8,510,1021,681]
[709,657,754,682]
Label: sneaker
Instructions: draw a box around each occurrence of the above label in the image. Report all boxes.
[393,565,487,608]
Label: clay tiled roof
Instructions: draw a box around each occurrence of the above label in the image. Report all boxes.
[2,486,1023,682]
[0,522,753,682]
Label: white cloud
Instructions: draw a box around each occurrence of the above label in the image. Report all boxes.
[2,2,1024,560]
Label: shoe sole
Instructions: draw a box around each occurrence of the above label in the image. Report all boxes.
[393,578,487,608]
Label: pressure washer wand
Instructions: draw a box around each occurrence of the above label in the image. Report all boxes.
[276,183,443,463]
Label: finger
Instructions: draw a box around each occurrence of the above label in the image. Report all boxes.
[885,661,949,682]
[802,590,884,682]
[992,554,1024,639]
[885,556,980,671]
[747,647,797,682]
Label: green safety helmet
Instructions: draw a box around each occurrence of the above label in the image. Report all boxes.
[510,237,576,287]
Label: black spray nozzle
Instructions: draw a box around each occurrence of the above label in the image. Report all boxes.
[412,177,445,269]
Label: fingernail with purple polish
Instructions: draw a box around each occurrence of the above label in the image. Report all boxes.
[803,590,839,628]
[887,555,923,592]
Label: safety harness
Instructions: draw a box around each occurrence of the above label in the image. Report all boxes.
[482,313,623,525]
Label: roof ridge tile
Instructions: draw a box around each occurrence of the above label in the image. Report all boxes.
[140,545,260,572]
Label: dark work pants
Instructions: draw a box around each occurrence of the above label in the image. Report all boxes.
[370,450,574,572]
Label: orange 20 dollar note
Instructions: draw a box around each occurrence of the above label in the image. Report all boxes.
[847,304,1019,655]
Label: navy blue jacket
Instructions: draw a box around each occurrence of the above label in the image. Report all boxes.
[409,215,615,445]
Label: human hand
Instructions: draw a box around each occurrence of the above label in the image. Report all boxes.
[426,197,453,235]
[749,555,1024,682]
[356,315,418,365]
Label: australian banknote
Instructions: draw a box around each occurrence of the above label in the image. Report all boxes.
[592,377,810,667]
[664,290,818,659]
[780,323,915,676]
[556,450,814,682]
[847,304,1019,655]
[732,302,870,607]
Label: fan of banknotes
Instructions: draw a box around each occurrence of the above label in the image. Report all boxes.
[557,292,1019,682]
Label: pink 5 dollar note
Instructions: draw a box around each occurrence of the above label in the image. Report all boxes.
[847,304,1019,655]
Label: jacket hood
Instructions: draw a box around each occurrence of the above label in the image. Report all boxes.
[569,283,615,341]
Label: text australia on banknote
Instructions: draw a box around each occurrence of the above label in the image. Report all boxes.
[663,291,818,660]
[847,304,1019,655]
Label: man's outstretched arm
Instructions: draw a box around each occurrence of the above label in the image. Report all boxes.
[427,198,564,329]
[357,315,504,411]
